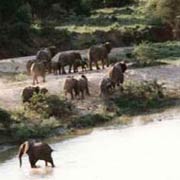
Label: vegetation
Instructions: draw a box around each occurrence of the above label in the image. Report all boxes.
[133,41,180,66]
[70,113,112,128]
[111,80,172,115]
[25,93,74,119]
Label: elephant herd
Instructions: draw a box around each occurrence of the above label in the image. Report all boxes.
[19,43,128,168]
[22,42,127,101]
[26,42,112,85]
[18,61,127,169]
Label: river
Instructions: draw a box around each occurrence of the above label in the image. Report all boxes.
[0,119,180,180]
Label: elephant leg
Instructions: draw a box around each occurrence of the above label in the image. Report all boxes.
[29,157,37,168]
[71,91,74,100]
[95,61,100,70]
[105,58,109,67]
[69,65,72,73]
[34,75,39,85]
[81,91,84,99]
[62,66,66,74]
[45,161,48,166]
[89,61,93,71]
[42,75,46,83]
[102,59,105,69]
[32,76,35,85]
[49,157,55,168]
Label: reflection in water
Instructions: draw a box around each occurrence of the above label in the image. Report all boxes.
[1,119,180,180]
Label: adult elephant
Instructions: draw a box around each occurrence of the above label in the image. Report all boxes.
[36,46,57,73]
[58,51,83,74]
[88,42,112,70]
[108,61,127,88]
[18,140,55,168]
[30,61,47,85]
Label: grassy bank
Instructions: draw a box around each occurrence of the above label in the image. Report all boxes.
[0,79,179,145]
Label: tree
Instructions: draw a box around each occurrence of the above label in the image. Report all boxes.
[146,0,180,26]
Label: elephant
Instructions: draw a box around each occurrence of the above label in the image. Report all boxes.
[18,140,55,168]
[30,61,47,85]
[73,57,88,73]
[88,42,112,70]
[22,86,40,103]
[58,51,83,74]
[51,61,61,75]
[64,76,79,100]
[108,61,127,88]
[63,75,90,100]
[22,86,48,103]
[77,75,90,99]
[100,77,114,97]
[26,59,36,75]
[36,46,57,73]
[40,87,48,94]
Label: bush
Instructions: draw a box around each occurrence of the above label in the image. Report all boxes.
[133,41,160,66]
[0,108,12,128]
[71,113,111,128]
[26,94,74,119]
[12,123,52,141]
[113,80,165,114]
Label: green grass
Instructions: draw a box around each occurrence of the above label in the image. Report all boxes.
[56,6,147,34]
[133,41,180,66]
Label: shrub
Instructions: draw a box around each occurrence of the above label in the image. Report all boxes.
[133,41,159,66]
[0,108,12,128]
[25,94,74,119]
[71,113,111,128]
[113,80,166,114]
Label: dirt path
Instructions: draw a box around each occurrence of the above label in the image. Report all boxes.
[0,47,180,111]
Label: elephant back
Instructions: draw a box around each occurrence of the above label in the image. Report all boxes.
[29,142,53,159]
[109,63,124,84]
[22,86,40,103]
[30,62,46,76]
[100,77,113,96]
[36,49,51,62]
[64,77,78,92]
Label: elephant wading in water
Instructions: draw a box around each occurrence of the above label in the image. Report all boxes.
[36,46,57,73]
[58,51,83,74]
[88,42,112,70]
[18,140,55,168]
[108,61,127,89]
[30,61,47,85]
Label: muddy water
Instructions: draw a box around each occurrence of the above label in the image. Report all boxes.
[1,119,180,180]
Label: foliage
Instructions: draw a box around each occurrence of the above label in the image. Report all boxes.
[133,41,159,66]
[70,113,111,128]
[145,0,180,26]
[0,108,12,128]
[113,80,166,114]
[133,41,180,66]
[25,94,74,119]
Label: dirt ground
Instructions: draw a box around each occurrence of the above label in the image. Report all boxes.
[0,47,180,113]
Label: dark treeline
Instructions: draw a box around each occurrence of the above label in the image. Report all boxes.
[0,0,134,58]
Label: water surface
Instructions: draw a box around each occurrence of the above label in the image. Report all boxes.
[1,119,180,180]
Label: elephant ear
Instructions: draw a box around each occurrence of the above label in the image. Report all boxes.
[104,42,112,53]
[18,141,29,167]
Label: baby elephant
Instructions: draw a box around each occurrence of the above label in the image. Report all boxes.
[64,75,90,100]
[18,140,55,168]
[100,77,114,97]
[22,86,48,103]
[108,61,127,88]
